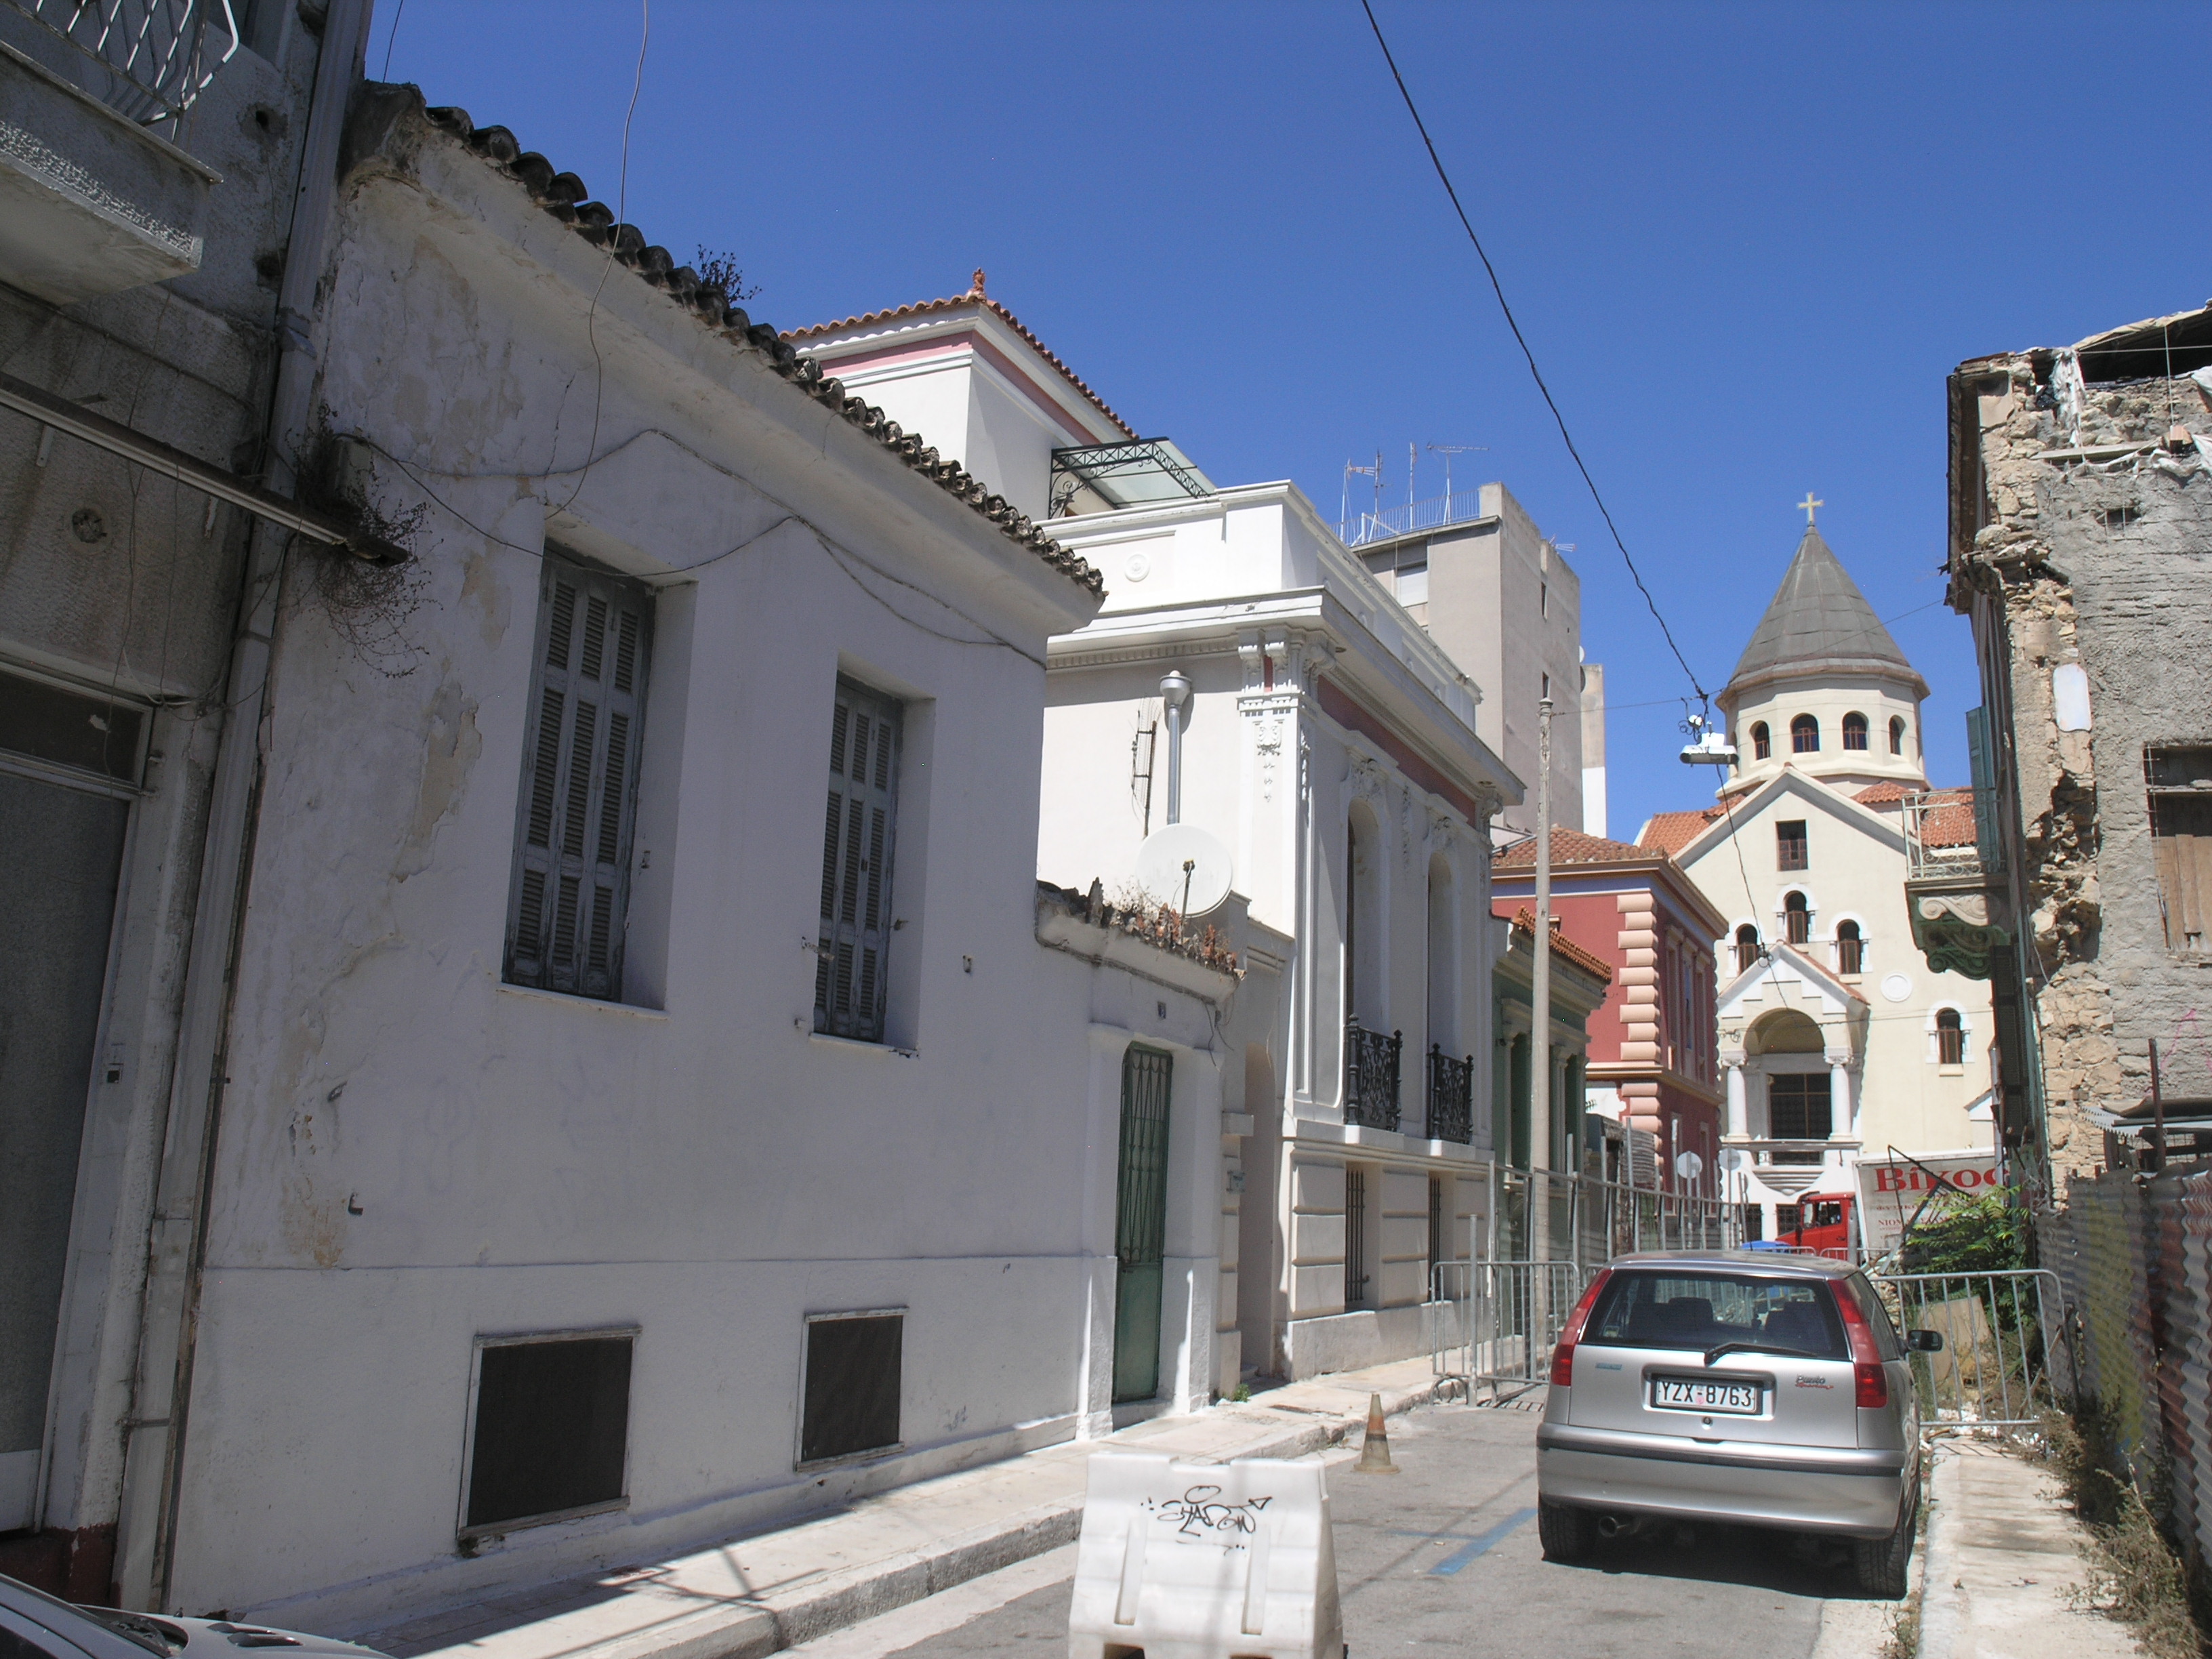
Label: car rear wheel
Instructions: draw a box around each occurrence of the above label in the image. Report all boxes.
[1852,1492,1917,1598]
[1538,1499,1595,1563]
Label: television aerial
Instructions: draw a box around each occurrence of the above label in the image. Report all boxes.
[1134,823,1233,920]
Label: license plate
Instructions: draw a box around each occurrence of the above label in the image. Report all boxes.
[1651,1377,1761,1414]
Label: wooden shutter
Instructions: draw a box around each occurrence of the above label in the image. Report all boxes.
[814,678,901,1042]
[506,556,653,1000]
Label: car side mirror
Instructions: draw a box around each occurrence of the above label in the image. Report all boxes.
[1906,1329,1944,1353]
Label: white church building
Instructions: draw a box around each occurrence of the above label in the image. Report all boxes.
[1641,521,1994,1235]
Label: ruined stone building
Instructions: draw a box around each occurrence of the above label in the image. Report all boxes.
[1643,524,1996,1237]
[1938,303,2212,1198]
[0,0,374,1604]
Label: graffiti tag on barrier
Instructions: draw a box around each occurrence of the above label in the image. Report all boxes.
[1144,1484,1274,1538]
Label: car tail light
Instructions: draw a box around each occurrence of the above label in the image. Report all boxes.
[1831,1279,1889,1408]
[1549,1269,1613,1387]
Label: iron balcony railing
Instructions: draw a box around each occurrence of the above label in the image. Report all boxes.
[1344,1017,1401,1131]
[9,0,238,124]
[1903,788,1998,880]
[1426,1044,1474,1144]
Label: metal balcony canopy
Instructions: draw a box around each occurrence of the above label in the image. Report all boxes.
[8,0,237,123]
[1050,438,1214,514]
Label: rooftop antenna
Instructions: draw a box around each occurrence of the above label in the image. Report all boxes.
[1340,452,1382,542]
[1425,443,1486,513]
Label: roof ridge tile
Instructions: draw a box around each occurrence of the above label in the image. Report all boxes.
[404,94,1102,597]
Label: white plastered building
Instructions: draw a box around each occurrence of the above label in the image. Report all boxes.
[796,291,1525,1384]
[125,91,1268,1631]
[1640,525,1996,1233]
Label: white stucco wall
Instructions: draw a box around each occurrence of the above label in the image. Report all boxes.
[157,114,1235,1630]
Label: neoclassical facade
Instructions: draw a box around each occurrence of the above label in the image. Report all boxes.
[1643,523,1995,1235]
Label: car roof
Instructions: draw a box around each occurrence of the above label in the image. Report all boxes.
[1603,1248,1859,1279]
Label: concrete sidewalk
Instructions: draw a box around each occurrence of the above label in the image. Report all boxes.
[1914,1438,2142,1658]
[361,1357,1454,1659]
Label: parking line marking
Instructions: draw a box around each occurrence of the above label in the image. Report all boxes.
[1425,1507,1537,1575]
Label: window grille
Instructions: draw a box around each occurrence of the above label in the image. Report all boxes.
[465,1332,633,1533]
[1836,920,1864,976]
[1734,924,1760,974]
[800,1311,902,1466]
[1776,819,1808,871]
[506,556,652,1002]
[11,0,239,123]
[1784,893,1811,945]
[1889,716,1907,756]
[814,678,901,1041]
[1790,715,1820,754]
[1842,712,1869,751]
[1750,722,1771,761]
[1343,1166,1369,1309]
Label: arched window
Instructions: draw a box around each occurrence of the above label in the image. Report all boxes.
[1750,721,1771,761]
[1842,712,1868,750]
[1784,891,1811,945]
[1790,714,1820,754]
[1734,923,1760,973]
[1836,919,1863,975]
[1889,716,1907,756]
[1936,1007,1965,1066]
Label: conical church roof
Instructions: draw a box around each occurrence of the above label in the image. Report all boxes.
[1725,527,1925,699]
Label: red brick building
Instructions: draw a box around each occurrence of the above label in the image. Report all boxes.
[1494,830,1729,1195]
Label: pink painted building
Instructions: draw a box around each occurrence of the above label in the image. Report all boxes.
[1493,830,1728,1194]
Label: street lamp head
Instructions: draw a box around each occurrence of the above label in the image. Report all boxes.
[1681,730,1739,766]
[1160,671,1192,714]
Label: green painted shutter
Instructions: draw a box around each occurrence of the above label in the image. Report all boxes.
[506,556,652,1000]
[1965,706,2000,870]
[1112,1046,1173,1403]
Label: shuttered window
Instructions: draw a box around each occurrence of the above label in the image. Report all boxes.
[506,556,653,1001]
[2149,746,2212,952]
[815,678,901,1042]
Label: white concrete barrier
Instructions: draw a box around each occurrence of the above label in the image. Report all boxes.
[1068,1451,1343,1659]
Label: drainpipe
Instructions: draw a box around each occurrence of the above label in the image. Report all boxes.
[1160,672,1191,825]
[110,0,373,1612]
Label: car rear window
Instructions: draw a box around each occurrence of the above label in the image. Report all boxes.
[1584,1271,1849,1359]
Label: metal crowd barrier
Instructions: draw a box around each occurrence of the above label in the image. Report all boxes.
[1870,1268,2064,1434]
[1428,1258,1586,1402]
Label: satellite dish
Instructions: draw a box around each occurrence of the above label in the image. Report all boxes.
[1134,823,1233,919]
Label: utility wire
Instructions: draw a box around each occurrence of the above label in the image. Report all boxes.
[1358,0,1706,705]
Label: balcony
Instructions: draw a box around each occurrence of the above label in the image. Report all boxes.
[0,2,231,305]
[1722,1136,1864,1195]
[1343,1018,1401,1132]
[1425,1045,1473,1144]
[1902,790,2011,981]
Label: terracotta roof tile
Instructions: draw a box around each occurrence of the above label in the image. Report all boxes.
[401,96,1103,598]
[1494,827,1662,868]
[1507,908,1614,984]
[783,284,1137,440]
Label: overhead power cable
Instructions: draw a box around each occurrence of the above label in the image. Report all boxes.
[1358,0,1707,705]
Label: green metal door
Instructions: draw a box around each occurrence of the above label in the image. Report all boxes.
[1112,1046,1173,1404]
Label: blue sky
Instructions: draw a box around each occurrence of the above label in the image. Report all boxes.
[374,1,2209,838]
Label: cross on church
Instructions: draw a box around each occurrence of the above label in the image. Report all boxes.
[1798,493,1824,526]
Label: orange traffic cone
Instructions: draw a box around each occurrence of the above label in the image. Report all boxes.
[1353,1391,1399,1473]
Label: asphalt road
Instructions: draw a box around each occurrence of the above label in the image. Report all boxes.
[815,1396,1887,1659]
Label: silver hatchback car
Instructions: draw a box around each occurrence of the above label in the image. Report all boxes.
[1535,1250,1940,1597]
